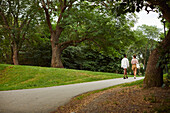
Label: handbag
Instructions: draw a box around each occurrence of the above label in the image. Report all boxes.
[137,63,140,69]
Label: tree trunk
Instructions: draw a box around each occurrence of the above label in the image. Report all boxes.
[51,45,64,68]
[143,29,170,88]
[143,49,163,88]
[51,32,64,68]
[12,42,19,65]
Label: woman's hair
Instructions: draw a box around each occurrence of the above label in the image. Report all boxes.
[133,55,136,58]
[124,54,126,57]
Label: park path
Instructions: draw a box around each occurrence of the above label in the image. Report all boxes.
[0,77,144,113]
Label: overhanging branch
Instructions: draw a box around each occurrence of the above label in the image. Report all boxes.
[60,36,98,52]
[146,0,170,22]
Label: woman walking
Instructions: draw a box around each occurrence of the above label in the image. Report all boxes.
[131,55,138,79]
[121,54,129,79]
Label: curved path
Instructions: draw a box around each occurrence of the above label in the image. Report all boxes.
[0,77,144,113]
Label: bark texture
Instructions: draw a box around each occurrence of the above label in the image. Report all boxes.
[51,46,64,68]
[143,49,163,88]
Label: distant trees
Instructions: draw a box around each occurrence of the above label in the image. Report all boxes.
[62,46,124,73]
[130,25,161,70]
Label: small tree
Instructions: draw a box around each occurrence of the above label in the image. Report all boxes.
[0,0,42,65]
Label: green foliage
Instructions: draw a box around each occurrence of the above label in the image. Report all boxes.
[0,64,126,91]
[137,25,161,40]
[19,37,51,67]
[57,0,137,53]
[157,48,170,73]
[62,46,124,73]
[0,0,42,37]
[0,33,12,63]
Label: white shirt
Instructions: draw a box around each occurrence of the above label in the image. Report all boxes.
[121,58,129,68]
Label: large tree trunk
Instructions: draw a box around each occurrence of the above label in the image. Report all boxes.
[144,29,170,88]
[143,49,163,88]
[51,32,64,68]
[12,42,19,65]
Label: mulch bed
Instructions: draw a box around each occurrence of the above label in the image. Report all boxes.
[52,86,170,113]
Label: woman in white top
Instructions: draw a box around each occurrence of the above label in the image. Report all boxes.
[121,54,129,79]
[131,55,138,79]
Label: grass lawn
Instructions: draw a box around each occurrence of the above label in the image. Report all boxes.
[0,64,135,91]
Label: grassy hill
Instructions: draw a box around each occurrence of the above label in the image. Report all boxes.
[0,64,132,91]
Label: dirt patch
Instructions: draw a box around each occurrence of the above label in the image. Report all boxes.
[52,86,170,113]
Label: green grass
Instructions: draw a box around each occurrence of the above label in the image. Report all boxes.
[0,64,135,91]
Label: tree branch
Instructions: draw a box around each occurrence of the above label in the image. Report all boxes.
[60,36,97,52]
[0,10,14,40]
[146,0,170,22]
[91,39,102,50]
[60,37,88,51]
[41,0,53,33]
[56,0,67,26]
[67,0,76,11]
[0,11,10,29]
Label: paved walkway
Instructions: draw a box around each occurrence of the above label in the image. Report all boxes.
[0,77,144,113]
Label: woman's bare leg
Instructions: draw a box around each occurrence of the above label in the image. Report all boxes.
[134,68,137,79]
[124,69,127,79]
[125,69,128,78]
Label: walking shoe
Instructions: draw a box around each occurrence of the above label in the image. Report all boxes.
[126,76,128,79]
[123,77,126,79]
